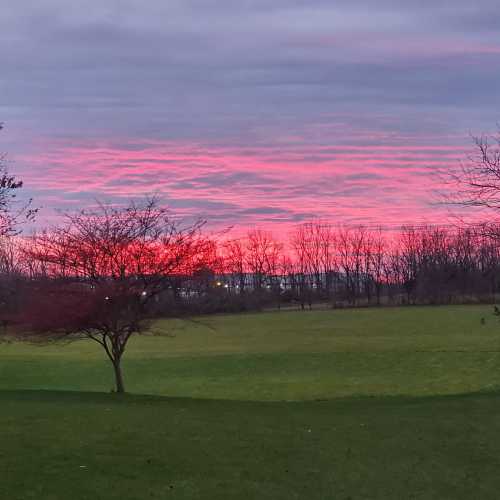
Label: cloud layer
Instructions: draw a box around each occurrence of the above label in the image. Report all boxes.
[1,1,500,232]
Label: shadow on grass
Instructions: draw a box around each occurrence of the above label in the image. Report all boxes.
[2,386,500,409]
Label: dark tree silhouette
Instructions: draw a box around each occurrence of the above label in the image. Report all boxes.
[0,123,37,236]
[448,131,500,211]
[0,123,37,341]
[20,199,211,393]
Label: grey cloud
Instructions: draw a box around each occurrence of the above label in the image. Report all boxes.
[187,171,278,187]
[2,0,500,142]
[238,207,291,216]
[345,173,386,181]
[2,0,500,228]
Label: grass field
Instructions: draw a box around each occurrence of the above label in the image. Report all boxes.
[2,305,500,499]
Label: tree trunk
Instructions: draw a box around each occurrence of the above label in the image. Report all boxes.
[112,358,125,393]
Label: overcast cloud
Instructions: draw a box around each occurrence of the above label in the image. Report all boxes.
[1,1,499,230]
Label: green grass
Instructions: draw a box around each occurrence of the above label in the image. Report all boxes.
[2,305,500,399]
[2,390,500,499]
[2,305,500,499]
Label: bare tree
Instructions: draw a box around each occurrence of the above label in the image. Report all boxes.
[370,228,386,306]
[447,131,500,211]
[336,226,367,305]
[245,229,282,292]
[18,199,211,393]
[0,124,37,236]
[290,224,314,309]
[397,226,421,304]
[0,124,37,340]
[223,238,247,292]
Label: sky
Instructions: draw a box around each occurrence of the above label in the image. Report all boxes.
[1,0,500,234]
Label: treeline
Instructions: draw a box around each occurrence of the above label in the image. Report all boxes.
[2,218,500,317]
[196,223,500,311]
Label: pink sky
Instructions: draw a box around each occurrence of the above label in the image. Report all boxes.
[2,1,500,235]
[11,132,486,237]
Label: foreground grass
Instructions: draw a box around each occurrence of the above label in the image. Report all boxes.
[1,305,500,399]
[2,390,500,500]
[3,305,500,499]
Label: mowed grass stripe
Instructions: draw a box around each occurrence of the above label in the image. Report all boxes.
[2,351,500,400]
[2,305,500,400]
[1,390,500,500]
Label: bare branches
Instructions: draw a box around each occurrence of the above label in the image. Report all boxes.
[18,198,212,393]
[245,229,283,291]
[446,131,500,211]
[0,126,37,236]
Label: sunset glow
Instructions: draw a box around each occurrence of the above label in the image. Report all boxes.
[2,1,500,233]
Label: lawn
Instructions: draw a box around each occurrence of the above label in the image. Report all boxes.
[2,304,500,399]
[2,305,500,499]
